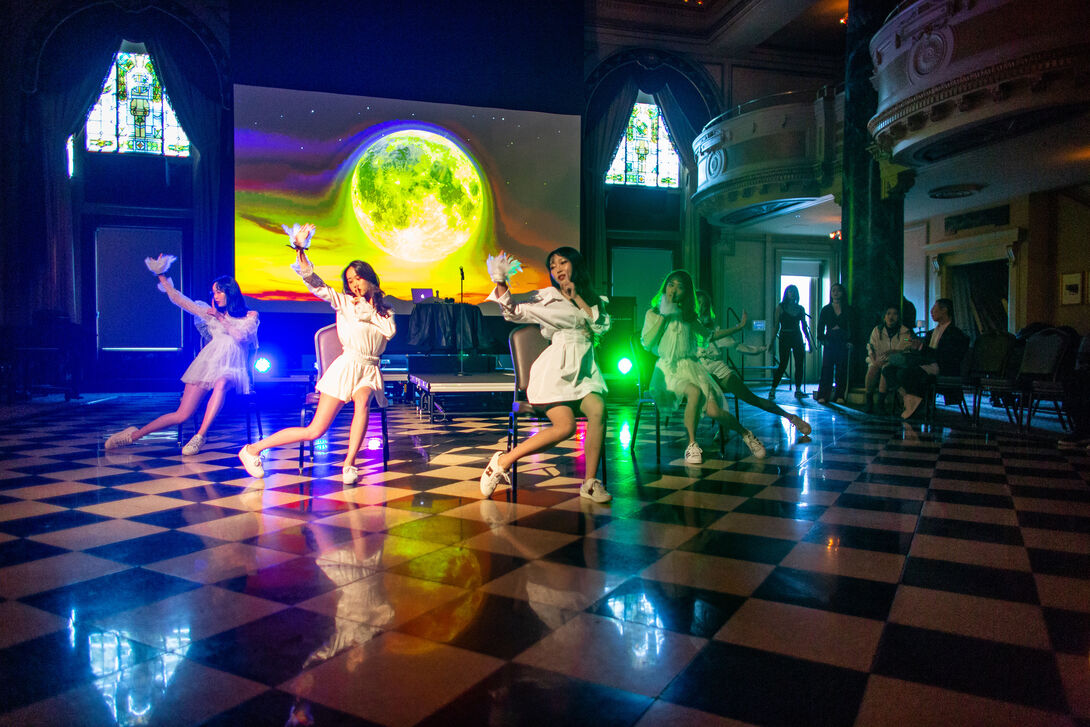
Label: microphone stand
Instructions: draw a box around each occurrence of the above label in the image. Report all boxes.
[457,267,467,376]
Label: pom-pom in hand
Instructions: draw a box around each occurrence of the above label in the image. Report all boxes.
[282,223,316,250]
[486,252,523,285]
[144,254,177,276]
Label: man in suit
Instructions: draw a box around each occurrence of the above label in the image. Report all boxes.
[898,298,970,419]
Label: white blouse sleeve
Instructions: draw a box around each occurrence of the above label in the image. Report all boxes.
[641,309,666,352]
[486,287,546,325]
[354,298,397,340]
[161,278,213,319]
[291,259,336,306]
[585,297,611,336]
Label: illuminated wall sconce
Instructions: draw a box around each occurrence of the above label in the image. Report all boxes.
[829,230,842,240]
[1006,246,1015,264]
[930,258,941,274]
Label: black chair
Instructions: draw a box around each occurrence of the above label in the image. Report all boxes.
[299,324,389,471]
[507,325,606,491]
[1023,329,1079,430]
[961,331,1018,424]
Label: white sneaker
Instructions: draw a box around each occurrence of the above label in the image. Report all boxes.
[742,431,767,459]
[342,465,359,485]
[181,433,205,456]
[479,451,510,496]
[684,442,703,464]
[580,478,612,503]
[788,414,812,436]
[238,445,265,478]
[105,426,138,450]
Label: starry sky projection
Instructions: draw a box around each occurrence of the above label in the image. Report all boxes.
[233,84,581,306]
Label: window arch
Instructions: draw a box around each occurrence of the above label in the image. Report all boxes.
[84,44,190,157]
[604,100,679,188]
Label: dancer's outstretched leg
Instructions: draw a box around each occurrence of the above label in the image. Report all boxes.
[183,378,230,455]
[719,375,812,436]
[107,384,209,450]
[239,393,344,477]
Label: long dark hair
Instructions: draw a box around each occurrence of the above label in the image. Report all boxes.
[546,246,602,307]
[211,276,248,318]
[341,260,391,317]
[781,284,800,306]
[696,289,716,326]
[651,270,697,322]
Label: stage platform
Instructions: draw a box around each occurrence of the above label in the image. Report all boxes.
[409,372,514,421]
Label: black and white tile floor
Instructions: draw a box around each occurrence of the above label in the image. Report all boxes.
[0,392,1087,726]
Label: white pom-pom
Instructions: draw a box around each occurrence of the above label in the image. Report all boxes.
[144,254,177,276]
[282,223,314,250]
[486,252,523,284]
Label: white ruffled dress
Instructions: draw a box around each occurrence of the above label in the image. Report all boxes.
[162,280,259,394]
[488,286,610,406]
[294,261,396,406]
[641,306,725,407]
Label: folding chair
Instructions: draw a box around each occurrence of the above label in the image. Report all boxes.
[299,324,389,471]
[507,325,606,491]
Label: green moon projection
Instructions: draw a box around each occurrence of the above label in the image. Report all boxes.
[351,129,486,263]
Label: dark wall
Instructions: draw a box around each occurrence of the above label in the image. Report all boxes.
[230,0,584,115]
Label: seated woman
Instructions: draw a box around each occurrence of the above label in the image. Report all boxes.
[864,305,912,413]
[884,298,969,419]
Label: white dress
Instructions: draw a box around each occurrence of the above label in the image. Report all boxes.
[295,261,396,406]
[642,308,725,407]
[488,286,610,405]
[162,280,259,394]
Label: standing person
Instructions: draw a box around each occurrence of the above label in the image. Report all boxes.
[695,290,813,438]
[768,284,814,401]
[815,283,852,404]
[106,256,259,455]
[478,247,612,503]
[642,271,769,464]
[885,298,969,419]
[864,305,912,413]
[238,224,395,484]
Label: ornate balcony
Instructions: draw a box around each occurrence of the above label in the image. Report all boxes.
[868,0,1090,165]
[692,87,841,227]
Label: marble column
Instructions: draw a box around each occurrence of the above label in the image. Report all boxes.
[842,0,912,386]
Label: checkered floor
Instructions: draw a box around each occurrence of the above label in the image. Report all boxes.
[0,391,1087,726]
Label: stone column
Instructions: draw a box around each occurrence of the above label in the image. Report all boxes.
[842,0,912,386]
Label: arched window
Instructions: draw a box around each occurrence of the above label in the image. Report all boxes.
[84,44,190,157]
[604,101,679,188]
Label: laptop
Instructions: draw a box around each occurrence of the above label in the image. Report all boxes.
[411,288,435,303]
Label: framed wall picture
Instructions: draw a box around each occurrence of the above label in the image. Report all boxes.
[1060,272,1083,305]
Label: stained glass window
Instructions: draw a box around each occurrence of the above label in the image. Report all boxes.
[85,51,190,157]
[604,102,679,188]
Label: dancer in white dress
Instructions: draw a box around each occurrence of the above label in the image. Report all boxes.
[642,270,769,464]
[694,289,812,441]
[238,224,395,484]
[105,262,259,455]
[478,246,612,503]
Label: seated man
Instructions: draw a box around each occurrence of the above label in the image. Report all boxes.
[886,298,970,419]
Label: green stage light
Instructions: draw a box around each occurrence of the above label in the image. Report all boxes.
[616,357,633,375]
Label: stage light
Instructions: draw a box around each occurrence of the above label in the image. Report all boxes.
[314,437,328,452]
[254,356,272,373]
[618,421,632,449]
[367,437,382,451]
[616,357,633,375]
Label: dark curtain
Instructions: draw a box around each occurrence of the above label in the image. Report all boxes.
[146,28,227,290]
[581,76,638,288]
[652,81,699,170]
[23,9,122,322]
